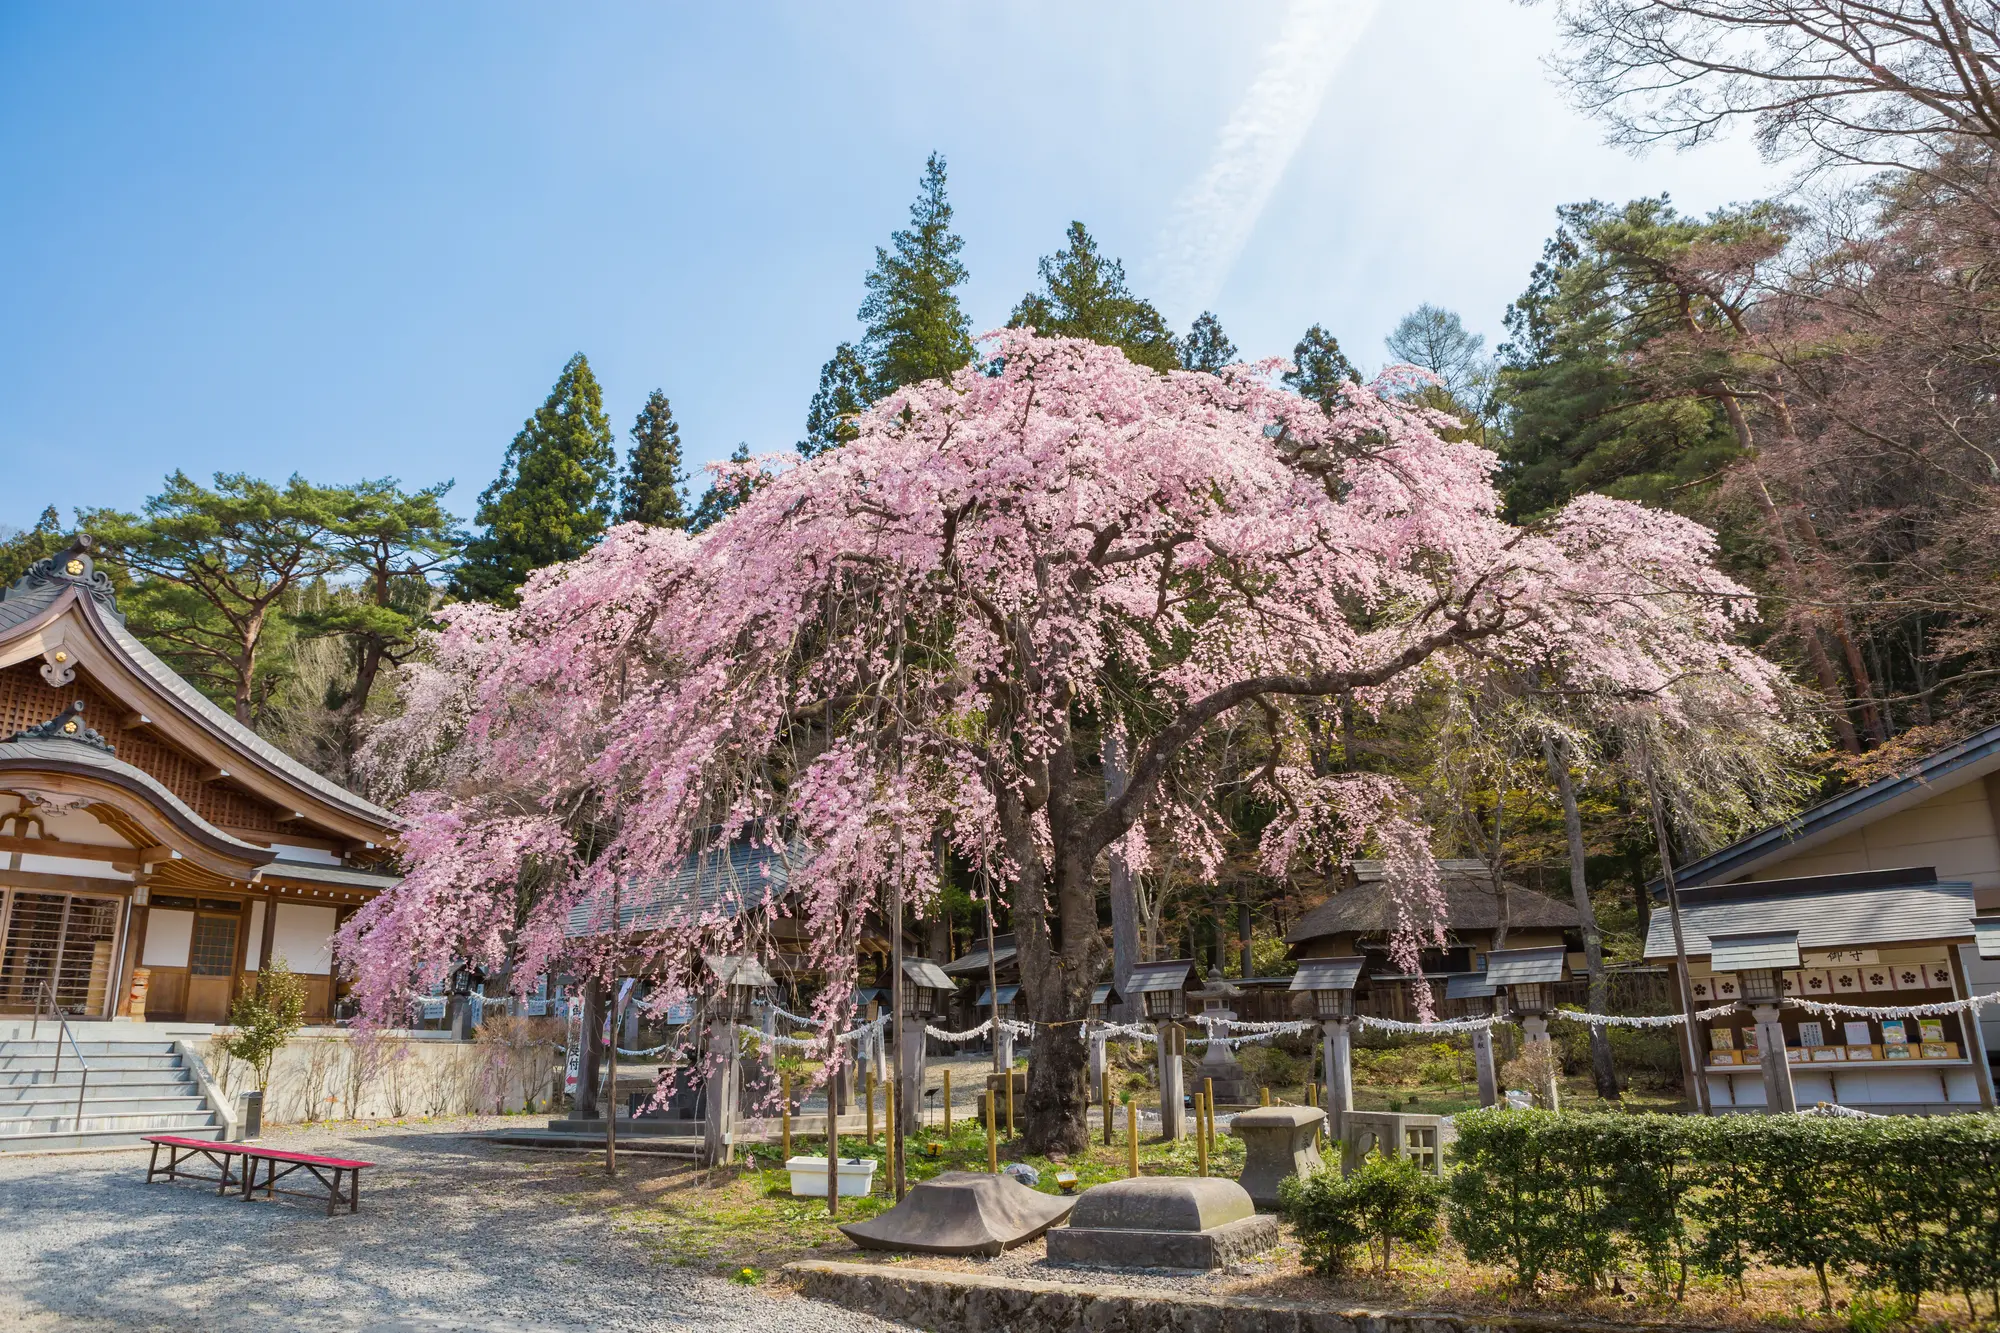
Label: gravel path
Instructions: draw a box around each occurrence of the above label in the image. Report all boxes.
[0,1117,901,1333]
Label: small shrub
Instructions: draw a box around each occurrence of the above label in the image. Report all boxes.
[1282,1150,1443,1276]
[1498,1041,1561,1108]
[222,956,308,1095]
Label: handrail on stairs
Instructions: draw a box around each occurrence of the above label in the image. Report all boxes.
[31,981,91,1132]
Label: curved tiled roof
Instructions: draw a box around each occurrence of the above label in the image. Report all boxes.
[0,734,272,863]
[0,546,397,832]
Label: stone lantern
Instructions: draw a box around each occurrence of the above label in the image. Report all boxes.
[1710,930,1800,1115]
[1484,946,1568,1111]
[1128,960,1195,1139]
[1289,957,1365,1134]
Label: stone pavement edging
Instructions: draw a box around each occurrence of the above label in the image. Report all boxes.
[787,1260,1695,1333]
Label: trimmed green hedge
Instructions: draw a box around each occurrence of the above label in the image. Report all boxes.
[1445,1110,2000,1313]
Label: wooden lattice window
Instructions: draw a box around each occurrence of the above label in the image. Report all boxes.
[189,915,239,977]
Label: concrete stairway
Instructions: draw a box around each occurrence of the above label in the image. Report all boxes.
[0,1039,223,1152]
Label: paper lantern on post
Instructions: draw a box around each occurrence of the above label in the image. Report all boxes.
[1484,946,1567,1019]
[900,959,956,1019]
[1709,931,1801,1007]
[1444,970,1497,1016]
[1128,960,1193,1021]
[705,954,776,1021]
[1289,957,1366,1019]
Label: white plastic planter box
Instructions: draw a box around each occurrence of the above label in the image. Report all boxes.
[784,1156,878,1197]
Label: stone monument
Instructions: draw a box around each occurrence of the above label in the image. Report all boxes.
[1046,1176,1278,1270]
[1190,985,1257,1106]
[1229,1104,1326,1209]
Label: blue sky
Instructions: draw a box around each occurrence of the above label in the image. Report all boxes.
[0,2,1788,532]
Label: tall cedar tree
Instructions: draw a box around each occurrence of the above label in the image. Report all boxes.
[1010,222,1180,372]
[799,344,871,458]
[456,353,617,604]
[1283,325,1362,409]
[858,152,974,392]
[1178,311,1238,372]
[619,389,689,528]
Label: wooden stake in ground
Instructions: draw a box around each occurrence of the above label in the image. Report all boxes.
[985,1088,997,1173]
[887,1080,898,1196]
[1260,1086,1270,1107]
[781,1068,792,1161]
[1100,1068,1112,1146]
[1005,1068,1015,1138]
[1195,1094,1208,1177]
[1126,1101,1138,1177]
[942,1069,951,1134]
[1203,1077,1214,1157]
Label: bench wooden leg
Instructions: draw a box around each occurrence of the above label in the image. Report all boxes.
[146,1141,160,1183]
[350,1169,360,1215]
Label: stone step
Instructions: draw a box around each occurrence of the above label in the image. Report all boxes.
[0,1054,185,1073]
[0,1124,226,1153]
[0,1041,181,1058]
[0,1067,194,1090]
[0,1095,209,1119]
[0,1109,217,1138]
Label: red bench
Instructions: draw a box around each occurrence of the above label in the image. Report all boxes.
[144,1135,373,1216]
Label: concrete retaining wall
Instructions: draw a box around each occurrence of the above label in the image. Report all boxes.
[194,1026,560,1123]
[787,1261,1681,1333]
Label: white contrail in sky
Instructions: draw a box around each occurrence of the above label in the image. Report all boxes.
[1151,0,1382,320]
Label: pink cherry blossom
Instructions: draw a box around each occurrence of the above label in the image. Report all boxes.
[341,332,1781,1151]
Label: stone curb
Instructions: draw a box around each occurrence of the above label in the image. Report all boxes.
[786,1260,1698,1333]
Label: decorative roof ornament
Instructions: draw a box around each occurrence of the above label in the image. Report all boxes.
[1,536,125,625]
[8,701,116,754]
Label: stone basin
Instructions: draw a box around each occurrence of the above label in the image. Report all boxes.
[1229,1104,1326,1210]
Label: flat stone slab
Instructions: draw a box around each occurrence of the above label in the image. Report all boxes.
[839,1170,1076,1257]
[1048,1211,1278,1270]
[1066,1175,1255,1232]
[1045,1176,1275,1271]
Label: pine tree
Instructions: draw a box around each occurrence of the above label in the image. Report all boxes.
[455,353,617,604]
[799,343,872,458]
[618,389,689,528]
[858,152,973,393]
[1283,325,1362,410]
[1178,311,1238,373]
[1010,222,1180,372]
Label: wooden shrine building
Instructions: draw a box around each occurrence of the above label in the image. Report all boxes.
[0,539,400,1024]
